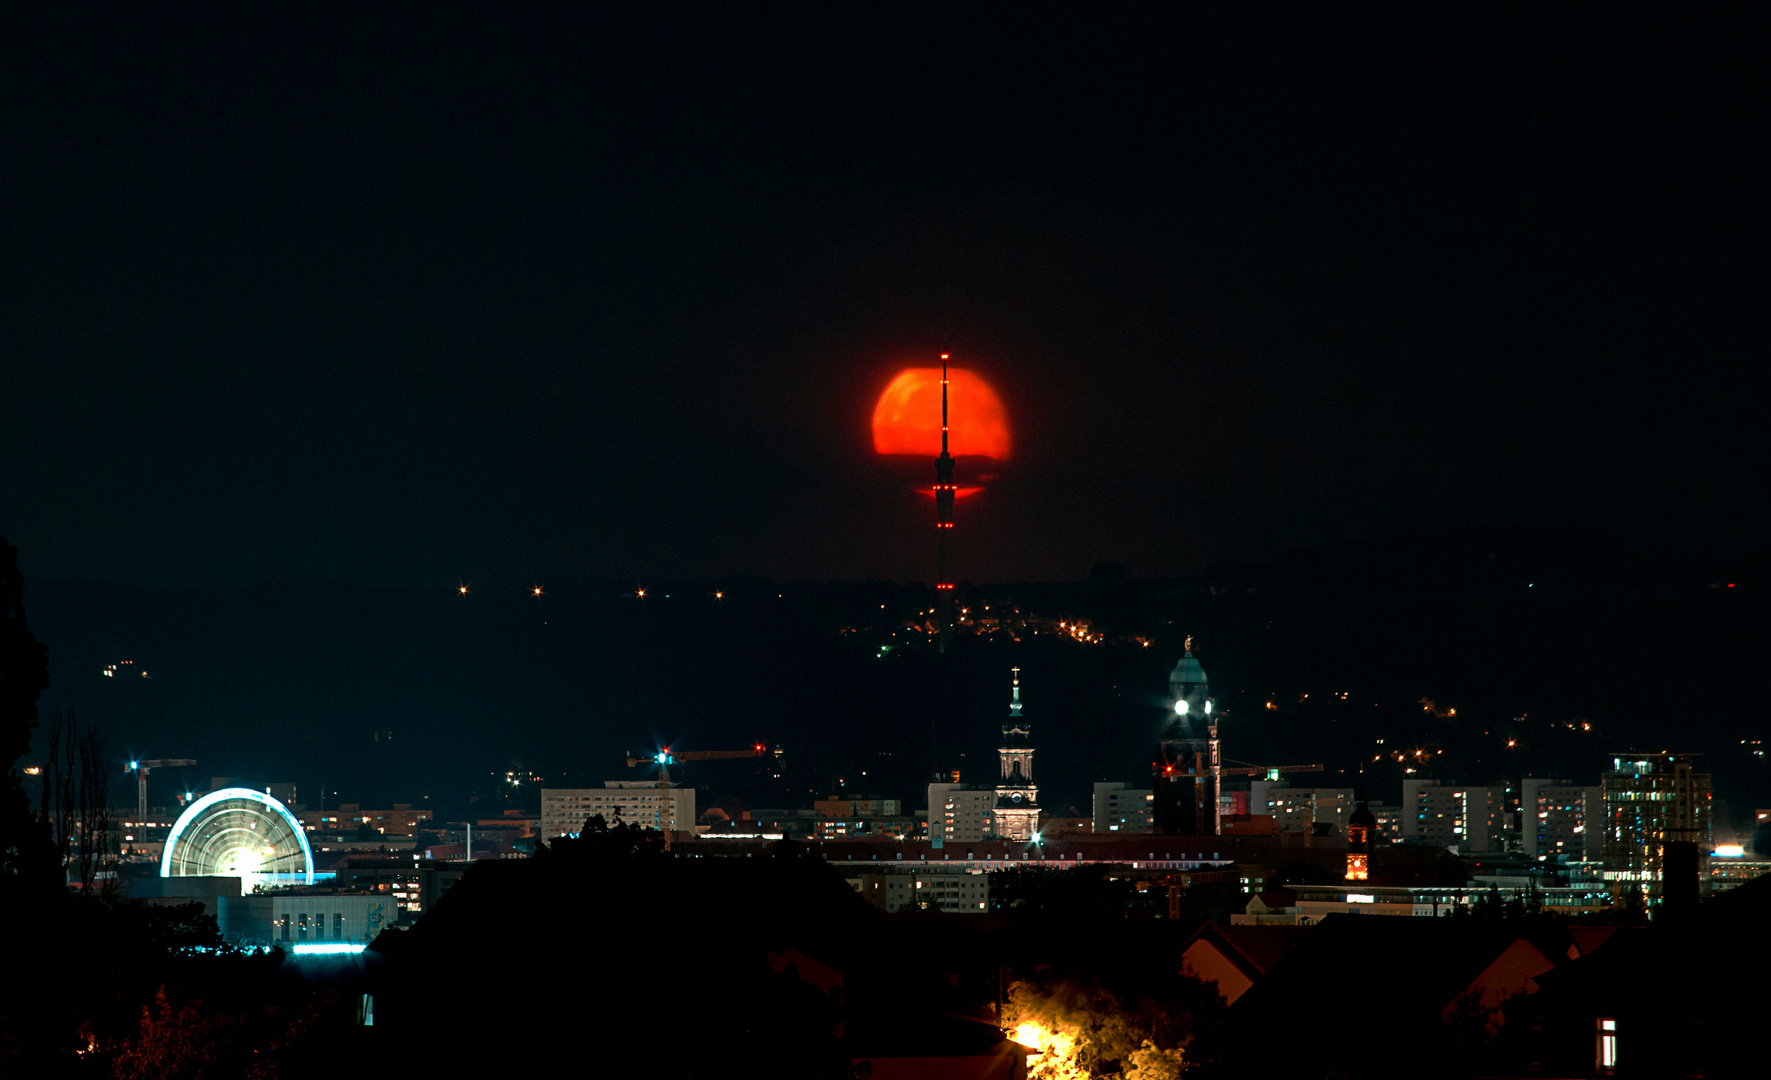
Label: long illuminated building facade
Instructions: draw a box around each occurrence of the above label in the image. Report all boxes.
[934,352,956,646]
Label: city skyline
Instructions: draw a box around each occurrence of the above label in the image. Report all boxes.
[4,9,1765,1076]
[15,543,1765,843]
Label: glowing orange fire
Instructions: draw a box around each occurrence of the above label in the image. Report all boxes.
[871,368,1011,459]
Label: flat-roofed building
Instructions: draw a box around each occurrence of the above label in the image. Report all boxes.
[1093,782,1153,834]
[1371,802,1407,844]
[1252,784,1357,835]
[540,783,695,838]
[271,893,397,945]
[846,869,992,914]
[1463,785,1513,853]
[814,797,904,818]
[814,816,919,840]
[1602,752,1711,896]
[329,857,472,916]
[1521,779,1602,861]
[928,784,995,843]
[298,803,434,837]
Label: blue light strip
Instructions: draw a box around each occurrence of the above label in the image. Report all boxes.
[160,786,315,884]
[291,943,367,955]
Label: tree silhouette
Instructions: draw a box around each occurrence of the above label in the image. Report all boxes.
[40,709,116,897]
[988,865,1137,919]
[0,535,55,898]
[534,812,667,861]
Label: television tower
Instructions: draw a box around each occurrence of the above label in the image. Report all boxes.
[934,352,956,650]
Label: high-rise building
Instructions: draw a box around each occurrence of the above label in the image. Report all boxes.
[1602,752,1712,896]
[1403,779,1457,846]
[540,783,695,839]
[928,783,995,844]
[1462,784,1512,853]
[1520,778,1603,861]
[1370,802,1407,845]
[1397,781,1518,853]
[992,668,1040,841]
[1154,644,1219,835]
[1251,782,1356,834]
[1093,782,1154,834]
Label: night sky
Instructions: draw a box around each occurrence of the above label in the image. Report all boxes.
[7,9,1762,592]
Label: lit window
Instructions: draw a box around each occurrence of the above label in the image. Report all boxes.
[1598,1018,1617,1069]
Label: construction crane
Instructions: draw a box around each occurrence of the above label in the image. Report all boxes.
[1218,760,1324,779]
[124,758,197,822]
[624,744,768,847]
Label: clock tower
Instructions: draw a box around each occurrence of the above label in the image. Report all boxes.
[1346,777,1375,880]
[1154,639,1220,836]
[993,668,1040,841]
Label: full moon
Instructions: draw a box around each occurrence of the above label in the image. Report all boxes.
[871,368,1011,459]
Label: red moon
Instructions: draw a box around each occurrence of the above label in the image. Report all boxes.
[871,368,1011,459]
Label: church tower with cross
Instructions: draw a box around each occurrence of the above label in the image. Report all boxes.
[993,667,1041,840]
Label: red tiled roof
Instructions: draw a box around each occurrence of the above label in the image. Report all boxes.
[1180,922,1310,983]
[1213,924,1310,973]
[1567,925,1619,957]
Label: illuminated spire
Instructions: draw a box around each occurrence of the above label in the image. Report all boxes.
[995,665,1038,839]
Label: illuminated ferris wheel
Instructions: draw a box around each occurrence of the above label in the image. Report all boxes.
[161,787,314,884]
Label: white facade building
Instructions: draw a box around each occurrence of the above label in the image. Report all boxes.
[928,784,995,843]
[540,782,696,838]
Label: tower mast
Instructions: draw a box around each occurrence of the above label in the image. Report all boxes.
[935,352,956,650]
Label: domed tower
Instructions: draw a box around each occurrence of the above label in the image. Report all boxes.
[993,668,1040,841]
[1346,777,1376,881]
[1169,649,1212,718]
[1155,638,1221,836]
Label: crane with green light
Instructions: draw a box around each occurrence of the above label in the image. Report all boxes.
[624,744,769,847]
[124,758,197,823]
[1219,760,1324,781]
